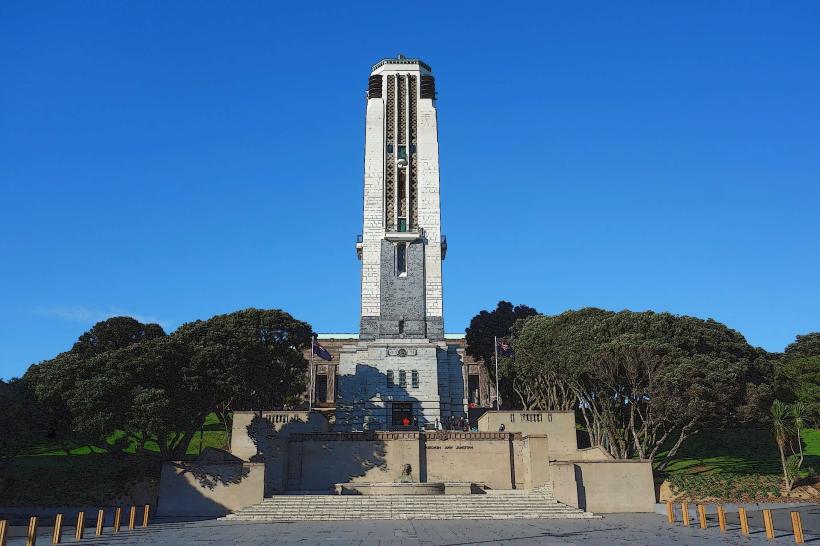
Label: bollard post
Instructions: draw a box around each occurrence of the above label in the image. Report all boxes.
[697,504,707,529]
[739,507,749,536]
[142,505,150,527]
[52,514,63,544]
[681,502,690,526]
[27,516,38,546]
[0,520,7,546]
[791,511,805,544]
[74,512,84,541]
[113,507,122,533]
[717,505,726,532]
[666,501,675,524]
[128,506,136,530]
[95,510,104,536]
[763,509,775,539]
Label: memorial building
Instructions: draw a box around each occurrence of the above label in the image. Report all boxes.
[157,56,657,520]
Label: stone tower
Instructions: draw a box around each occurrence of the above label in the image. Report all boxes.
[337,57,464,431]
[357,55,445,341]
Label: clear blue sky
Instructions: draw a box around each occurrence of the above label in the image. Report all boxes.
[2,2,819,379]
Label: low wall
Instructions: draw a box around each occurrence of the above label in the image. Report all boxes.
[477,411,578,454]
[156,462,264,517]
[283,431,524,492]
[231,411,329,461]
[551,460,655,513]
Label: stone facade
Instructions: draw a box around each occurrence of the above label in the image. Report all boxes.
[303,335,497,411]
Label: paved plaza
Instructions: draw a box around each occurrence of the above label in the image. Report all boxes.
[4,507,816,545]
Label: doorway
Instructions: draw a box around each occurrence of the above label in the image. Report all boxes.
[391,402,413,427]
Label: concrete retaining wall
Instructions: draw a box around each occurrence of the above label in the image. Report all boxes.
[551,460,656,513]
[156,462,264,517]
[477,411,578,454]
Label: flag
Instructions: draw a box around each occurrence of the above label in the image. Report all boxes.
[496,339,514,358]
[312,340,332,361]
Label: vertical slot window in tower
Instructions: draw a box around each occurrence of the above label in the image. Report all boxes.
[398,320,405,334]
[387,370,395,388]
[399,370,407,388]
[396,243,407,276]
[411,370,419,389]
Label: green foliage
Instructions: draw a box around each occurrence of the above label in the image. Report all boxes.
[22,309,312,461]
[668,472,781,501]
[0,379,45,496]
[71,316,166,358]
[510,308,774,464]
[770,399,808,490]
[465,301,538,373]
[2,455,160,506]
[775,353,820,426]
[784,333,820,360]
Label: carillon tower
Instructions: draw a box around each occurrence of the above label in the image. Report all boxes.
[338,56,463,431]
[357,55,446,341]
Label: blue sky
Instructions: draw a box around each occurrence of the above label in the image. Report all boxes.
[1,2,819,379]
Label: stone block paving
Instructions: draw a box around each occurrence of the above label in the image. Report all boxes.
[6,507,816,545]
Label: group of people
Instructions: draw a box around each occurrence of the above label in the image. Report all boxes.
[398,415,473,431]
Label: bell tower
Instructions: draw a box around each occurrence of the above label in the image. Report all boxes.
[357,55,446,341]
[338,56,462,431]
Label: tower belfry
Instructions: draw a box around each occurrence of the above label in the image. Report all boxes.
[338,57,463,431]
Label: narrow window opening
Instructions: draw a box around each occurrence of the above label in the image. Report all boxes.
[398,146,407,160]
[411,370,419,389]
[399,370,407,388]
[398,320,405,334]
[386,144,394,153]
[387,370,394,388]
[396,243,407,275]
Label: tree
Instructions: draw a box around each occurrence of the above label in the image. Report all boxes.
[465,301,538,407]
[70,316,165,358]
[784,333,820,360]
[24,317,166,454]
[776,333,820,426]
[0,379,44,496]
[771,399,808,491]
[173,308,313,445]
[510,308,773,466]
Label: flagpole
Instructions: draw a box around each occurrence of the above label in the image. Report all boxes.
[494,335,501,410]
[309,335,315,411]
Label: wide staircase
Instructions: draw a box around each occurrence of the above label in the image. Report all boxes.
[222,485,597,521]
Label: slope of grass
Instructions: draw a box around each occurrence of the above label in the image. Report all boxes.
[662,427,820,476]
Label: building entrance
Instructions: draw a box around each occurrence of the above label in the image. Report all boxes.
[391,402,413,428]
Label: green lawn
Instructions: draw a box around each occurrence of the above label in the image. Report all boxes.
[24,413,230,457]
[662,427,820,476]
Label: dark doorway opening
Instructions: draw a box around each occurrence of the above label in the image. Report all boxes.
[468,374,480,405]
[391,402,413,428]
[315,374,328,403]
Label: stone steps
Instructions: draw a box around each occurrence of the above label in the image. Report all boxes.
[222,487,596,521]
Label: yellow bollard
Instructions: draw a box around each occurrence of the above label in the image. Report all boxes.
[666,501,675,524]
[128,506,136,530]
[95,510,104,536]
[142,505,150,527]
[74,512,84,541]
[739,507,749,536]
[681,502,690,526]
[791,511,805,544]
[113,507,122,533]
[26,516,38,546]
[697,504,707,529]
[717,505,727,532]
[0,520,8,546]
[52,514,63,544]
[763,509,775,539]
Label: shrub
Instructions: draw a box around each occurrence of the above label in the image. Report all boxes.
[668,472,781,501]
